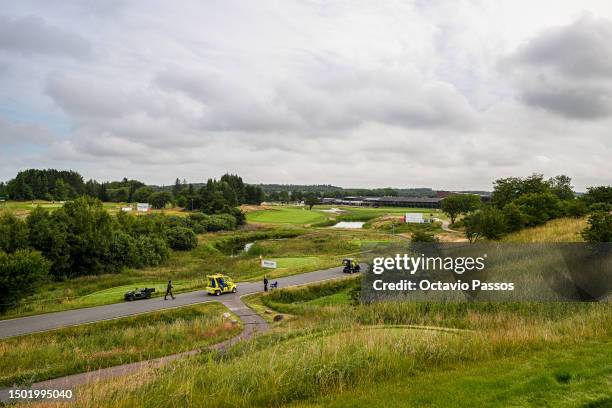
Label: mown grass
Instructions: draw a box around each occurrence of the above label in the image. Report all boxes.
[247,205,445,227]
[0,302,240,387]
[247,207,328,225]
[42,279,611,408]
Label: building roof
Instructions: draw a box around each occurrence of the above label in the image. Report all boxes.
[366,196,444,203]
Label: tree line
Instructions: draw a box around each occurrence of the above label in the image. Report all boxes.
[0,195,247,311]
[439,174,612,242]
[0,170,266,210]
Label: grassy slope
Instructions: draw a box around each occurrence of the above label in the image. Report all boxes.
[2,228,397,319]
[501,217,588,243]
[297,341,612,408]
[54,279,611,407]
[0,302,240,387]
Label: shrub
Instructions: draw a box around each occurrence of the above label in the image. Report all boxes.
[109,231,139,268]
[502,203,527,232]
[165,226,198,250]
[411,230,438,242]
[563,200,588,218]
[0,250,50,311]
[0,213,29,253]
[581,212,612,242]
[465,207,507,242]
[136,236,169,266]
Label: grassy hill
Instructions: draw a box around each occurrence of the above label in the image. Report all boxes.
[502,217,588,243]
[56,279,611,407]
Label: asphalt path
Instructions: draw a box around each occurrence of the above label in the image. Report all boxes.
[0,265,359,339]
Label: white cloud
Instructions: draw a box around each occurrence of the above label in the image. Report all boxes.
[1,1,611,190]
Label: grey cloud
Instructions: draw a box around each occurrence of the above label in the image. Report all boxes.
[510,16,612,79]
[0,15,90,58]
[156,66,478,133]
[505,16,612,119]
[0,117,55,145]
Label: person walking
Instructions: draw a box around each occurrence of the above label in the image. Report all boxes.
[263,275,269,292]
[165,279,175,300]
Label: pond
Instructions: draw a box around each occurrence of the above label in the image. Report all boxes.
[331,221,365,229]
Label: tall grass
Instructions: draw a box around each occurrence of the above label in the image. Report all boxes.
[45,280,611,408]
[0,303,239,387]
[502,217,587,243]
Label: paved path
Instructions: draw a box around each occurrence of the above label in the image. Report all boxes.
[0,265,353,339]
[0,296,271,403]
[433,217,460,233]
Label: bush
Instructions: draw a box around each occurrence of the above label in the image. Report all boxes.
[0,250,50,311]
[136,236,169,266]
[465,207,507,242]
[411,230,438,242]
[563,200,588,218]
[0,213,29,253]
[207,214,237,232]
[502,203,527,232]
[581,212,612,242]
[165,226,198,250]
[109,231,139,268]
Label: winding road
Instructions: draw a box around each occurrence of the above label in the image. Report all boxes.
[0,265,361,402]
[0,265,355,339]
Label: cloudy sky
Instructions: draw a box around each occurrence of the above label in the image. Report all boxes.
[1,0,611,190]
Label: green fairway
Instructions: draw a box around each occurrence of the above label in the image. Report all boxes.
[246,205,444,226]
[0,302,240,387]
[247,206,328,225]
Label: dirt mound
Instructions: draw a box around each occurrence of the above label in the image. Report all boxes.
[240,204,277,213]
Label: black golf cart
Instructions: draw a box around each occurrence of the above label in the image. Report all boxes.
[124,287,156,301]
[342,258,360,274]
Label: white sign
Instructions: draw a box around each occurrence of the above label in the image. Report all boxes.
[261,259,277,269]
[405,213,425,223]
[137,203,150,212]
[121,207,133,212]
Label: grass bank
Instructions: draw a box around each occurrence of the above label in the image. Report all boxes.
[48,279,611,407]
[0,302,240,387]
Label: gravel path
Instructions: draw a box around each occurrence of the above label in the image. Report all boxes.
[0,296,270,403]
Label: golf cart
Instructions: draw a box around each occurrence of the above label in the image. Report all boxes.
[206,274,237,296]
[342,258,360,274]
[124,287,155,301]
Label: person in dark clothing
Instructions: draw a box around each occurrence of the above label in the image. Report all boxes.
[165,280,175,300]
[263,275,269,292]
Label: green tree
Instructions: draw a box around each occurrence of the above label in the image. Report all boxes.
[132,186,154,203]
[149,191,173,209]
[581,212,612,242]
[27,207,71,279]
[304,193,319,210]
[563,199,588,218]
[441,194,481,224]
[172,178,182,197]
[0,213,29,253]
[502,203,527,232]
[583,186,612,207]
[513,192,562,227]
[165,226,198,250]
[464,207,507,242]
[52,179,69,201]
[492,174,549,208]
[0,250,50,311]
[548,175,574,201]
